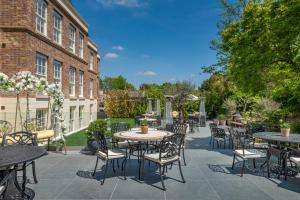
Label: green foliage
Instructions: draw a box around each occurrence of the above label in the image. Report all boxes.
[101,75,135,91]
[291,122,300,134]
[104,90,143,118]
[217,114,226,120]
[87,119,108,138]
[280,122,291,129]
[140,119,148,126]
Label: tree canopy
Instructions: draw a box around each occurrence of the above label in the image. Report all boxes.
[101,75,135,91]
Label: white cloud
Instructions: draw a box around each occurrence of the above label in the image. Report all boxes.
[169,78,176,82]
[112,46,124,51]
[138,71,157,76]
[104,52,119,59]
[96,0,146,8]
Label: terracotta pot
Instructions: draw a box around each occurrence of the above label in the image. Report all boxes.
[219,120,226,126]
[141,126,148,134]
[281,128,290,137]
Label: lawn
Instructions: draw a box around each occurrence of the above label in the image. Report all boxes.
[65,118,135,146]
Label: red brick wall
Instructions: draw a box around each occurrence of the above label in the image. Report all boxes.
[0,0,100,100]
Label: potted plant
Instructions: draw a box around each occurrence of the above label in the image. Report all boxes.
[218,114,226,126]
[85,119,108,154]
[140,119,148,134]
[280,120,291,137]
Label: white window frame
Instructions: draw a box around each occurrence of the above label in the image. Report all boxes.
[36,0,47,35]
[69,25,76,53]
[79,33,84,58]
[89,104,93,122]
[89,79,93,99]
[69,66,75,96]
[89,52,94,70]
[69,106,75,132]
[36,53,47,77]
[78,70,84,97]
[53,60,61,86]
[53,11,62,44]
[79,106,84,128]
[36,109,47,130]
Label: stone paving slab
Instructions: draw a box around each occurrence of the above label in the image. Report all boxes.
[20,125,300,200]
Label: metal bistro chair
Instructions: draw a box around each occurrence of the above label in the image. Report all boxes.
[211,127,227,149]
[173,123,188,166]
[92,132,128,185]
[232,130,266,177]
[1,131,39,184]
[142,133,186,190]
[110,122,131,148]
[209,123,217,144]
[0,171,11,199]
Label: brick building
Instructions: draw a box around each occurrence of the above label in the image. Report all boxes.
[0,0,101,134]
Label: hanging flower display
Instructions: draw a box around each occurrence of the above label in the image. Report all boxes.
[0,71,65,134]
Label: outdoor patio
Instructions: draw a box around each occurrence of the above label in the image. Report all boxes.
[12,124,300,200]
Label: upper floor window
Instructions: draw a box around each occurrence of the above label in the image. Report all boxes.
[36,53,47,77]
[79,33,84,58]
[69,25,76,53]
[69,66,75,96]
[36,0,47,35]
[89,79,93,98]
[53,60,61,85]
[78,70,84,97]
[53,11,62,44]
[89,52,94,70]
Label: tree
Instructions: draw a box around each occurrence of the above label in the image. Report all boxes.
[101,76,135,91]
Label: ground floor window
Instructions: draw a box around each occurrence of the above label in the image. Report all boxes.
[89,104,93,122]
[69,106,76,132]
[79,106,84,128]
[36,109,47,130]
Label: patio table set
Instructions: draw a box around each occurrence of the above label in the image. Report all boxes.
[209,122,300,180]
[0,133,47,199]
[91,122,188,190]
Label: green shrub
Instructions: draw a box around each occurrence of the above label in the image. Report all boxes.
[280,122,291,129]
[87,119,108,138]
[291,122,300,134]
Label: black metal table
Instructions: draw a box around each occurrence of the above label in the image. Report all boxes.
[253,132,300,180]
[0,146,46,199]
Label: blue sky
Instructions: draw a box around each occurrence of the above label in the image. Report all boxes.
[72,0,221,88]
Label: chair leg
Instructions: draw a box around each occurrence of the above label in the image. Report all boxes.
[182,148,186,166]
[267,158,270,178]
[178,161,185,183]
[32,161,38,184]
[112,160,116,174]
[21,163,27,198]
[101,160,109,185]
[123,158,127,180]
[93,157,99,176]
[253,159,256,169]
[212,140,215,149]
[159,166,166,191]
[232,154,236,170]
[241,160,245,177]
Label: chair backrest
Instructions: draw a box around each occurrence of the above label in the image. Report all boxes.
[233,129,250,155]
[2,131,37,146]
[211,127,226,138]
[173,123,188,135]
[159,133,184,161]
[165,124,174,132]
[93,132,108,156]
[110,122,130,134]
[209,123,217,132]
[0,120,13,137]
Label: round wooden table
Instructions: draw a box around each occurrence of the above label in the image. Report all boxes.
[114,129,173,179]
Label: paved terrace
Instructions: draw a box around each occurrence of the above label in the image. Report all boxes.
[19,125,300,199]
